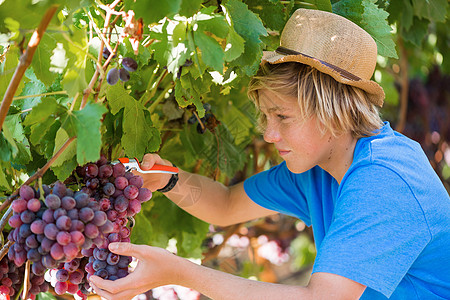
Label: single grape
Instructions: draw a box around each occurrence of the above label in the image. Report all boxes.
[19,223,32,238]
[70,219,84,232]
[8,214,23,228]
[12,199,28,213]
[99,220,114,234]
[63,243,79,260]
[85,163,99,177]
[102,47,111,60]
[123,185,139,200]
[86,178,99,190]
[114,196,129,213]
[53,181,67,198]
[106,253,120,265]
[128,199,141,215]
[31,261,46,276]
[93,259,107,271]
[54,281,68,295]
[27,198,41,212]
[121,57,138,72]
[45,194,61,210]
[64,258,81,272]
[70,231,85,246]
[74,192,90,208]
[25,234,38,248]
[99,198,111,211]
[94,268,108,279]
[137,188,152,203]
[188,115,198,124]
[129,176,144,189]
[61,196,76,210]
[106,68,120,85]
[56,215,72,231]
[102,183,115,197]
[79,207,95,223]
[99,165,113,179]
[92,211,107,226]
[19,185,35,201]
[119,68,130,81]
[41,237,54,253]
[20,210,36,224]
[84,223,99,239]
[41,254,57,269]
[30,219,46,235]
[42,209,55,223]
[44,223,59,240]
[53,208,67,220]
[114,177,128,190]
[203,103,211,112]
[55,269,70,282]
[50,243,65,260]
[56,231,71,246]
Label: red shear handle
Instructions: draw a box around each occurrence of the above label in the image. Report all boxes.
[134,157,179,173]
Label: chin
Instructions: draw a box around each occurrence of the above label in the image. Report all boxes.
[285,162,312,174]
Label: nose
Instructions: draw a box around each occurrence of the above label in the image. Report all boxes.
[263,121,281,144]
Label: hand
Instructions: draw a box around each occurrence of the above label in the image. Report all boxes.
[132,153,173,191]
[89,242,185,300]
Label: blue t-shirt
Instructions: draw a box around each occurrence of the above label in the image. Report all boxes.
[244,122,450,299]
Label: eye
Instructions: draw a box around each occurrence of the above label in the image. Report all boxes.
[277,114,288,120]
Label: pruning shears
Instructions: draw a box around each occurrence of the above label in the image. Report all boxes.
[111,157,179,174]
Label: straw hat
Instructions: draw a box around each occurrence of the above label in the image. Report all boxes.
[262,8,385,107]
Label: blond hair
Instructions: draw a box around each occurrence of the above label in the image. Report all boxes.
[247,62,383,138]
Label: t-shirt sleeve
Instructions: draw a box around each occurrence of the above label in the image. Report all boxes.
[243,162,311,225]
[312,164,431,298]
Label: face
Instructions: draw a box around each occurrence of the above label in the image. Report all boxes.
[258,89,334,174]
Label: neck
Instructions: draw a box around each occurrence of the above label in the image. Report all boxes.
[320,133,358,184]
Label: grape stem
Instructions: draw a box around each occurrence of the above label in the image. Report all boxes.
[22,260,31,300]
[0,206,12,233]
[0,240,13,262]
[12,90,68,101]
[0,4,59,132]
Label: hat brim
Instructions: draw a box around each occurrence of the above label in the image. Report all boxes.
[262,51,385,107]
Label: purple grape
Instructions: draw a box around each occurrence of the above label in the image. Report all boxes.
[121,57,138,72]
[87,178,99,190]
[11,199,27,213]
[119,227,130,239]
[44,223,59,240]
[99,164,113,178]
[99,198,111,211]
[67,208,79,220]
[129,176,144,189]
[92,211,107,226]
[114,177,128,190]
[106,209,118,221]
[94,268,108,279]
[74,192,90,208]
[85,163,99,177]
[128,199,141,215]
[124,172,134,180]
[15,250,27,266]
[112,163,126,178]
[30,219,46,235]
[99,220,114,234]
[56,231,71,245]
[93,259,107,271]
[88,200,101,211]
[42,209,55,223]
[25,234,38,248]
[70,231,85,246]
[63,243,79,260]
[137,188,152,202]
[69,269,84,284]
[64,258,80,272]
[123,185,139,200]
[56,215,72,231]
[45,194,61,209]
[106,264,118,276]
[108,233,120,243]
[103,183,115,196]
[19,185,35,201]
[42,254,57,268]
[85,223,99,239]
[117,255,132,268]
[53,181,67,198]
[106,68,120,85]
[53,208,67,220]
[27,248,41,262]
[54,281,68,295]
[56,269,69,282]
[114,195,129,213]
[20,210,36,223]
[31,261,46,276]
[50,243,65,260]
[61,196,76,210]
[119,68,130,81]
[27,198,41,212]
[8,214,23,228]
[41,237,54,252]
[70,219,85,232]
[79,207,94,223]
[106,253,120,265]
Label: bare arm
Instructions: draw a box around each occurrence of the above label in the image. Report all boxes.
[137,154,276,226]
[90,243,366,300]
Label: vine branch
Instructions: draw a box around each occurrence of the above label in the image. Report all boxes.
[0,5,59,132]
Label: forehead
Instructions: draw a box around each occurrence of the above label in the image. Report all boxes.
[257,89,297,112]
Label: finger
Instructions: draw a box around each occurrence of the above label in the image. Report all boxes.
[108,242,148,259]
[141,153,160,170]
[90,280,138,300]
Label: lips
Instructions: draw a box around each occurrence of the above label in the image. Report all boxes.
[276,148,291,156]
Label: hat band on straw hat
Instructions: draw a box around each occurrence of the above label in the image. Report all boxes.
[275,47,362,82]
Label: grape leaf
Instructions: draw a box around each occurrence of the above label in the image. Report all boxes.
[386,0,414,30]
[224,28,245,62]
[24,97,65,126]
[51,128,76,167]
[0,48,25,101]
[73,102,107,164]
[31,34,57,87]
[411,0,448,22]
[193,31,225,72]
[245,0,288,31]
[361,0,398,59]
[224,0,267,76]
[179,0,203,17]
[124,0,182,25]
[0,166,10,190]
[401,17,429,47]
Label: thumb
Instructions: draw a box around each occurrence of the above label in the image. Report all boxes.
[109,242,147,259]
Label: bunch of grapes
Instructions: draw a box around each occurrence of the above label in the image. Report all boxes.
[106,56,138,85]
[0,255,48,299]
[4,156,152,298]
[187,103,219,134]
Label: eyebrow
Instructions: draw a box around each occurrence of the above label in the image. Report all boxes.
[259,106,286,113]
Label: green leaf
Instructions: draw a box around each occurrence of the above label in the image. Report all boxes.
[402,16,429,47]
[24,97,65,126]
[193,31,225,72]
[224,28,245,62]
[52,128,76,167]
[361,0,398,58]
[36,292,58,300]
[73,102,107,164]
[179,0,203,17]
[332,0,364,24]
[245,0,289,31]
[125,0,182,24]
[31,34,57,86]
[386,0,414,30]
[411,0,448,22]
[0,48,25,101]
[224,0,267,76]
[0,166,10,190]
